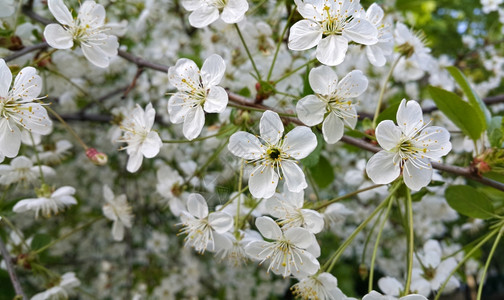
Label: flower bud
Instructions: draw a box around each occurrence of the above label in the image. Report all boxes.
[86,148,108,166]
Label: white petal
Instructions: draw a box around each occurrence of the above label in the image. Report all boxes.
[292,251,320,276]
[403,159,432,191]
[0,59,12,98]
[183,106,205,141]
[378,277,403,297]
[375,120,402,151]
[336,70,368,98]
[182,0,202,10]
[78,1,106,27]
[126,150,143,173]
[362,291,387,300]
[228,131,264,160]
[187,193,208,219]
[112,221,125,241]
[366,3,385,26]
[366,44,387,67]
[52,186,76,198]
[48,0,74,26]
[208,212,234,233]
[255,216,282,240]
[300,209,324,234]
[401,295,428,300]
[220,0,248,24]
[281,160,307,193]
[188,5,220,28]
[308,65,339,95]
[204,86,228,113]
[98,35,119,57]
[245,240,271,260]
[13,67,42,101]
[168,93,192,124]
[365,151,400,185]
[260,110,284,145]
[316,35,348,66]
[103,185,114,202]
[397,99,424,137]
[168,58,200,92]
[82,44,110,68]
[140,131,162,158]
[322,112,344,144]
[17,103,52,135]
[249,165,278,199]
[201,54,226,87]
[415,126,452,158]
[288,20,322,51]
[0,119,21,158]
[284,227,315,249]
[282,126,317,159]
[343,18,379,45]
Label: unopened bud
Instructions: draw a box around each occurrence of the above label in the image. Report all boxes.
[86,148,108,166]
[359,263,369,280]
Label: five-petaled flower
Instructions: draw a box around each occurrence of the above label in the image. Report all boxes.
[366,99,452,191]
[182,0,249,28]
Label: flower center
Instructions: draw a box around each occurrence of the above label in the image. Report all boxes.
[208,0,228,9]
[267,147,281,160]
[321,6,351,36]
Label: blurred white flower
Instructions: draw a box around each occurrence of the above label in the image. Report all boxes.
[291,272,346,300]
[102,185,133,241]
[0,156,54,185]
[13,185,77,218]
[31,272,81,300]
[182,0,249,28]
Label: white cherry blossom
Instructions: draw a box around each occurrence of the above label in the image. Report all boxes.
[361,3,394,67]
[102,185,134,241]
[117,103,162,173]
[366,100,452,191]
[296,67,368,144]
[266,190,324,234]
[179,193,234,253]
[168,54,228,140]
[31,272,81,300]
[228,110,317,199]
[182,0,249,28]
[13,185,77,218]
[288,0,378,66]
[245,216,320,278]
[0,59,52,158]
[44,0,119,68]
[0,156,54,186]
[363,291,428,300]
[291,272,346,300]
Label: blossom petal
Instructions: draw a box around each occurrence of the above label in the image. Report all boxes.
[283,126,317,159]
[201,54,226,87]
[260,110,284,145]
[245,240,271,260]
[397,99,424,137]
[255,216,282,240]
[140,131,162,158]
[322,112,344,144]
[48,0,73,26]
[208,211,234,233]
[288,20,322,51]
[168,58,200,93]
[403,159,432,191]
[296,95,326,126]
[112,221,125,241]
[0,119,21,158]
[126,150,143,173]
[316,35,348,66]
[13,67,42,101]
[281,160,307,193]
[415,126,452,158]
[17,103,52,135]
[343,18,378,45]
[168,93,192,124]
[228,131,264,160]
[82,43,110,68]
[183,106,205,140]
[308,65,338,95]
[375,120,402,151]
[78,1,106,27]
[0,59,12,98]
[336,70,368,98]
[284,227,315,249]
[249,165,278,199]
[204,86,228,113]
[301,209,324,234]
[366,3,385,26]
[221,0,248,24]
[378,277,403,297]
[187,193,208,219]
[366,150,400,185]
[188,5,220,28]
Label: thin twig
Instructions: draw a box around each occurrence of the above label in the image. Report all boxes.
[0,235,27,299]
[3,42,48,62]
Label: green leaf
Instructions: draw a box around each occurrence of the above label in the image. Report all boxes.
[301,131,323,168]
[376,102,400,124]
[488,116,503,148]
[445,185,495,219]
[447,66,491,127]
[30,234,52,251]
[428,86,485,141]
[308,155,335,189]
[302,65,313,97]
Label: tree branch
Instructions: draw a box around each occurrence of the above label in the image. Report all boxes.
[0,235,27,300]
[3,42,49,63]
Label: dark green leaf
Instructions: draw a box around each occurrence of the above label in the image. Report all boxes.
[488,116,503,148]
[30,234,52,251]
[308,155,335,189]
[428,86,485,141]
[447,66,491,127]
[301,131,323,168]
[376,102,400,124]
[445,185,495,219]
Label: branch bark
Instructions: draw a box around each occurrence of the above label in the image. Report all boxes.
[0,235,27,300]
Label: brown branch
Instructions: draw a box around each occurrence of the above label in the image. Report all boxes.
[0,235,27,300]
[3,42,49,63]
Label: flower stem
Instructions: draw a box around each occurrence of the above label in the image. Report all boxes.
[267,8,296,81]
[323,181,402,272]
[273,58,317,84]
[313,184,384,210]
[403,187,415,296]
[477,225,504,300]
[46,106,89,150]
[368,193,394,292]
[372,55,402,128]
[235,159,244,237]
[34,216,104,254]
[219,186,249,211]
[235,24,262,81]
